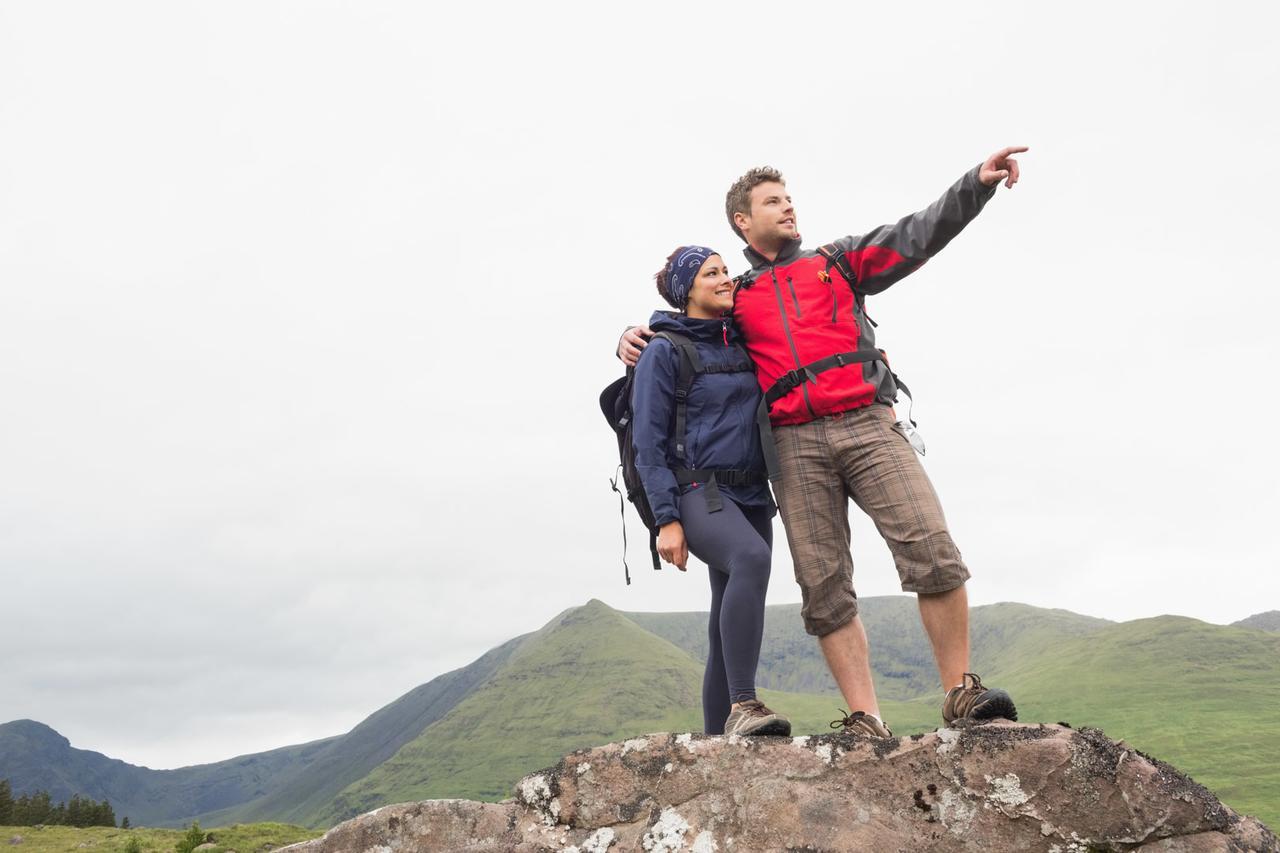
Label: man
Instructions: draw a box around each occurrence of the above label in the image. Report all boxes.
[617,147,1028,736]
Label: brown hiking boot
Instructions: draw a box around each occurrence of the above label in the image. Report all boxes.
[724,699,792,737]
[942,672,1018,724]
[830,709,893,738]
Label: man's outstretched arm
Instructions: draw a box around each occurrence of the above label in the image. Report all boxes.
[837,146,1028,295]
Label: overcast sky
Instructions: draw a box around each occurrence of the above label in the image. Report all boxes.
[2,1,1277,770]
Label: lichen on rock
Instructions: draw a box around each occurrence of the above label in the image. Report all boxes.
[279,721,1278,853]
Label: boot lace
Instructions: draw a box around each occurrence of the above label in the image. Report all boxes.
[949,673,986,716]
[830,708,868,730]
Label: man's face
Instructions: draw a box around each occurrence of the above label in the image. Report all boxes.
[740,181,797,247]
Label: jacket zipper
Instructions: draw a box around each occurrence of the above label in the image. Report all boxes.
[786,274,801,317]
[769,266,816,418]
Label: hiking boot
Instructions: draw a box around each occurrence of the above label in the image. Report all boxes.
[724,699,792,737]
[830,709,893,738]
[942,672,1018,724]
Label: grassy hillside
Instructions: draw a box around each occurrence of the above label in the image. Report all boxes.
[991,616,1280,829]
[0,720,336,828]
[627,597,930,698]
[193,632,527,829]
[627,596,1110,700]
[7,598,1276,835]
[1,631,528,831]
[0,822,317,852]
[322,600,706,823]
[323,601,962,826]
[325,603,1278,831]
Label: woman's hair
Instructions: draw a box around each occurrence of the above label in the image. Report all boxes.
[653,247,685,310]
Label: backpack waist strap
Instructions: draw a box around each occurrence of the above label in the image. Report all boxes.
[672,468,768,513]
[674,468,768,487]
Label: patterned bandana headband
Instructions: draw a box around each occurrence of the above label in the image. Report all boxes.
[667,245,717,308]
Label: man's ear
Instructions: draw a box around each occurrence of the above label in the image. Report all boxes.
[732,210,750,237]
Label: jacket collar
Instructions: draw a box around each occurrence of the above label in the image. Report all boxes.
[743,237,803,270]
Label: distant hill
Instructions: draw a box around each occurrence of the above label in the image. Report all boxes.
[319,600,707,824]
[989,614,1280,826]
[4,598,1278,832]
[191,631,527,828]
[0,718,336,827]
[1232,610,1280,632]
[626,596,1111,700]
[0,630,526,828]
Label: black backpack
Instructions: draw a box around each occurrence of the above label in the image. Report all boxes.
[600,331,760,584]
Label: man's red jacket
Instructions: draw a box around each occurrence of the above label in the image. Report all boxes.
[732,165,998,426]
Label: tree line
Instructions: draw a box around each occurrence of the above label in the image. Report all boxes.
[0,778,123,827]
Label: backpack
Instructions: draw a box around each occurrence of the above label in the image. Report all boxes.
[600,330,761,584]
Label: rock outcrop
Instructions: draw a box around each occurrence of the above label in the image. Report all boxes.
[279,721,1276,852]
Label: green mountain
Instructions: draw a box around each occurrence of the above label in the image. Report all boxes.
[319,600,979,826]
[5,598,1278,832]
[192,632,526,828]
[1232,610,1280,632]
[626,596,1111,700]
[321,600,706,824]
[988,615,1280,828]
[0,718,337,827]
[0,631,525,828]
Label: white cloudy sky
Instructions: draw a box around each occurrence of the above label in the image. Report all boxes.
[1,1,1276,769]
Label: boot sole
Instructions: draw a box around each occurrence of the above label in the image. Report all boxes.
[970,689,1018,722]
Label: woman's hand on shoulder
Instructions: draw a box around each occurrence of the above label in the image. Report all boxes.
[657,521,688,571]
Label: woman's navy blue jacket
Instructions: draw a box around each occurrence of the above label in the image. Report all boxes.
[631,310,774,527]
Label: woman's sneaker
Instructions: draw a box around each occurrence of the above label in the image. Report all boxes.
[942,672,1018,724]
[830,709,893,738]
[724,699,792,737]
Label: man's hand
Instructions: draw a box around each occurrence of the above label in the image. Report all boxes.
[617,324,653,367]
[657,521,688,571]
[979,146,1029,189]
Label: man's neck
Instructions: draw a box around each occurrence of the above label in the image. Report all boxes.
[747,236,796,265]
[748,239,781,263]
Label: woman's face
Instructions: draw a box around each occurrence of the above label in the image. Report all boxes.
[685,254,733,317]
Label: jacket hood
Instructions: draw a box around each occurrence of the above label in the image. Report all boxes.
[647,310,743,344]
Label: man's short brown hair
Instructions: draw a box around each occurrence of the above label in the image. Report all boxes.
[725,166,785,243]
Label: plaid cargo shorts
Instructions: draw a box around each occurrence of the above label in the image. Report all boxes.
[771,402,970,637]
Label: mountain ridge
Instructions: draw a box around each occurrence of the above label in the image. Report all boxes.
[4,596,1277,831]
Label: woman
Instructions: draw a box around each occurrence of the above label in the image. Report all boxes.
[631,245,790,737]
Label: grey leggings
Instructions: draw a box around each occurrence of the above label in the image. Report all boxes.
[678,488,774,735]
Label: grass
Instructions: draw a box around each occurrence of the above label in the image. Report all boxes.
[989,616,1280,830]
[0,822,319,852]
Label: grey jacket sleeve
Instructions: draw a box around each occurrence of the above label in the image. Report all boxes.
[832,164,998,295]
